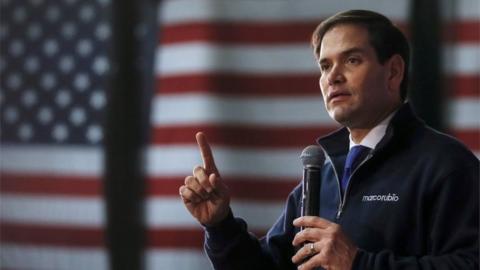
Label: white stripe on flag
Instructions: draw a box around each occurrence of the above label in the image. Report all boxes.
[457,0,480,20]
[157,43,479,76]
[151,94,331,127]
[156,43,316,76]
[0,245,234,270]
[0,144,306,178]
[1,244,108,270]
[0,194,284,231]
[152,94,479,129]
[159,0,409,24]
[0,145,102,175]
[444,44,480,75]
[0,194,104,226]
[146,198,285,230]
[449,97,480,129]
[146,249,211,270]
[146,145,303,178]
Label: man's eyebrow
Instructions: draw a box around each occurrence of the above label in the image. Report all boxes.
[318,47,367,64]
[343,47,367,55]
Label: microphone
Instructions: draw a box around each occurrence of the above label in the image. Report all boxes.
[300,145,325,228]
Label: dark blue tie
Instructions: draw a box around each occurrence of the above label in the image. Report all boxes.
[341,145,370,194]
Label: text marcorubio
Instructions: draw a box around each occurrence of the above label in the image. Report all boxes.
[362,193,400,202]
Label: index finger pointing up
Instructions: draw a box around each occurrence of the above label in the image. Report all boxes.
[196,132,219,176]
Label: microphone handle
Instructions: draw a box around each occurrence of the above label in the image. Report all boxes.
[301,166,321,230]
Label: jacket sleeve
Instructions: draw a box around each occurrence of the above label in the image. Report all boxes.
[204,184,302,270]
[353,163,479,270]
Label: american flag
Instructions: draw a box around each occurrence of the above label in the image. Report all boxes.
[1,0,110,269]
[1,0,478,270]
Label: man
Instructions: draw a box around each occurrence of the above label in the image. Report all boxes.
[179,10,479,270]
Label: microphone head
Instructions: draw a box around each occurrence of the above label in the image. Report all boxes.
[300,145,325,168]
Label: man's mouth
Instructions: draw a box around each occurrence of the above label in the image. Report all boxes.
[328,91,351,103]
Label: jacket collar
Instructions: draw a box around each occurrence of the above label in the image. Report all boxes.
[317,102,423,157]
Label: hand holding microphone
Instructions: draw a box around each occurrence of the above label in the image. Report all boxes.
[292,145,358,270]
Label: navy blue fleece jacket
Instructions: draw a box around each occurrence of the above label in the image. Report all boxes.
[204,103,479,270]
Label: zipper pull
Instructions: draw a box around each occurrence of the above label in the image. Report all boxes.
[336,207,342,219]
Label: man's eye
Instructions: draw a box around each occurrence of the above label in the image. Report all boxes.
[347,57,360,64]
[320,64,330,72]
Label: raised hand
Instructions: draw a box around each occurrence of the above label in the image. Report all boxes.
[179,132,231,226]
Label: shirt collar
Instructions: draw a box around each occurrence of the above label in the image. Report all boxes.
[349,110,397,150]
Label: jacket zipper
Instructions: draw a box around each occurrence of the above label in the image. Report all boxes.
[336,152,374,219]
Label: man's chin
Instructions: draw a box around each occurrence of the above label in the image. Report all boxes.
[329,109,353,125]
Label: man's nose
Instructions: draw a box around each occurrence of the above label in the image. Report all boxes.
[327,65,345,85]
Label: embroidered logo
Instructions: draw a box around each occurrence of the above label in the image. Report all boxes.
[362,193,399,202]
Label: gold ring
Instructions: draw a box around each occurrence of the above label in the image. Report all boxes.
[309,243,316,254]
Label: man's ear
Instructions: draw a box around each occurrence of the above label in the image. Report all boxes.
[386,54,405,94]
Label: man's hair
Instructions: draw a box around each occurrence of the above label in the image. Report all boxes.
[311,10,410,101]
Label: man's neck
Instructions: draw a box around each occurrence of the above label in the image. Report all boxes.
[348,104,401,144]
[349,128,372,144]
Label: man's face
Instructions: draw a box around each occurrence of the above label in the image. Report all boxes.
[318,24,399,128]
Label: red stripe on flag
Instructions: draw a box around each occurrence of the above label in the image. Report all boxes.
[160,20,480,46]
[161,22,318,44]
[447,21,480,43]
[451,129,480,151]
[160,21,409,45]
[0,173,297,200]
[146,228,267,248]
[147,176,298,201]
[151,125,339,148]
[447,75,480,98]
[0,222,104,247]
[0,174,101,196]
[147,228,204,249]
[157,74,319,96]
